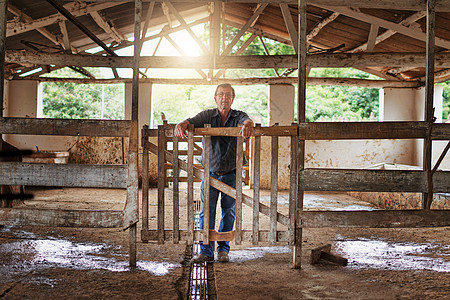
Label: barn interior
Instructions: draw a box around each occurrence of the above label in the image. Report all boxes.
[1,0,450,299]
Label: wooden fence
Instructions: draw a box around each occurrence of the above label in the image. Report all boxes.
[0,117,137,256]
[142,121,450,267]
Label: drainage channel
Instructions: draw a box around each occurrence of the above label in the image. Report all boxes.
[187,200,217,300]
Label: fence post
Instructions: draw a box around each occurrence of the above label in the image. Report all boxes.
[157,124,165,244]
[187,124,195,245]
[235,135,244,245]
[203,124,211,245]
[252,124,261,245]
[141,125,149,243]
[173,134,180,243]
[270,123,279,245]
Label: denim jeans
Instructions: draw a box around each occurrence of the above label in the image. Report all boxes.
[199,171,236,257]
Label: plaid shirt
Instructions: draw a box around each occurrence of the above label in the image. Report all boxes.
[187,108,250,173]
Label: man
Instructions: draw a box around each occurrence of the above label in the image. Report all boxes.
[174,84,254,263]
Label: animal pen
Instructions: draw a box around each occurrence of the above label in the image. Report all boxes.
[1,0,450,271]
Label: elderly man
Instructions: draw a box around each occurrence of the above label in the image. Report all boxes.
[174,83,254,263]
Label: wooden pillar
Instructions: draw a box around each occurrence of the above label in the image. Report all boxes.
[128,0,142,269]
[294,0,307,269]
[423,0,435,210]
[209,1,221,79]
[0,0,7,151]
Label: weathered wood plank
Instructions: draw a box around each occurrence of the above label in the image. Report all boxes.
[141,125,150,241]
[24,76,421,88]
[298,210,450,228]
[9,50,450,69]
[252,124,261,245]
[0,117,131,137]
[187,124,195,244]
[172,136,180,244]
[0,162,128,188]
[299,121,431,140]
[195,126,297,137]
[235,136,244,245]
[300,169,450,193]
[157,125,165,244]
[0,208,123,228]
[203,124,211,244]
[270,133,279,245]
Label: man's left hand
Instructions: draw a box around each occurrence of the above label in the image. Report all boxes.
[240,120,254,138]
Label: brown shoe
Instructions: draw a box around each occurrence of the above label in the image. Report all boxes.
[218,251,229,263]
[192,254,214,264]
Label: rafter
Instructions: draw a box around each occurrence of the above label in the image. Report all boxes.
[6,2,122,37]
[306,11,339,42]
[318,6,450,49]
[90,11,125,44]
[349,11,426,53]
[8,4,63,48]
[280,4,298,53]
[366,24,379,52]
[58,20,73,53]
[222,3,268,56]
[164,1,209,55]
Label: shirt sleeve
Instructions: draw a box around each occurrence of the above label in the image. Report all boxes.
[186,110,210,128]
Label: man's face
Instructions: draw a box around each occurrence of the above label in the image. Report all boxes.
[214,86,235,112]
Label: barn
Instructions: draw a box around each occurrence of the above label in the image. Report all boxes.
[1,0,449,298]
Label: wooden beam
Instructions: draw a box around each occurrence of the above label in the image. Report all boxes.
[0,162,128,188]
[71,1,450,12]
[222,3,268,56]
[8,50,450,69]
[7,2,122,37]
[299,210,450,228]
[306,11,339,42]
[20,75,421,88]
[0,117,131,137]
[8,3,64,47]
[164,1,209,55]
[299,169,450,193]
[90,11,125,43]
[349,11,426,53]
[0,208,123,228]
[0,0,6,123]
[366,24,379,52]
[280,3,298,53]
[58,20,73,53]
[318,5,450,50]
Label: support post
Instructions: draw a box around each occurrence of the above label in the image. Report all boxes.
[127,0,142,269]
[423,0,436,210]
[141,125,149,243]
[294,0,307,269]
[157,124,165,244]
[289,123,298,245]
[0,0,7,150]
[173,135,180,243]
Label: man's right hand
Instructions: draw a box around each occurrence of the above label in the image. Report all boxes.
[174,120,189,138]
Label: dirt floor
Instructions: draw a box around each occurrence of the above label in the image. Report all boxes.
[1,187,449,299]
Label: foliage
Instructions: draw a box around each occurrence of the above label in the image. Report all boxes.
[439,80,450,121]
[42,68,124,119]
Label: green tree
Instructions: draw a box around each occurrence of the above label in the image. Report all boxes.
[42,68,124,119]
[439,80,450,121]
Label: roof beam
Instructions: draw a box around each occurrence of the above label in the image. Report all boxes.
[318,6,450,50]
[16,76,422,88]
[89,11,125,44]
[306,11,339,43]
[8,50,450,69]
[222,3,268,56]
[7,2,123,37]
[280,4,298,53]
[72,1,450,12]
[349,11,427,53]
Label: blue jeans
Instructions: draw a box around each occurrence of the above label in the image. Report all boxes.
[199,171,236,257]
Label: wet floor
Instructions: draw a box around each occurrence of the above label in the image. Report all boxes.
[335,237,450,272]
[0,225,180,284]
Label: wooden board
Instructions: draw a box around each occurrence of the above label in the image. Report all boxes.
[0,208,123,228]
[0,117,131,137]
[300,169,450,193]
[298,210,450,228]
[0,162,128,188]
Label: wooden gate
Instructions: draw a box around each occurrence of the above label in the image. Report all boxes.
[141,121,450,268]
[141,123,298,247]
